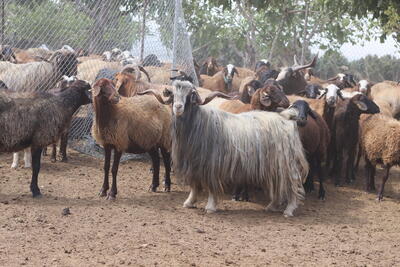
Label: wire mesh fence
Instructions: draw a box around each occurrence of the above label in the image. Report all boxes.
[0,0,197,159]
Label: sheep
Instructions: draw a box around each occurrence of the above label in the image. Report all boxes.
[113,66,152,97]
[359,114,400,200]
[370,81,400,118]
[61,45,75,53]
[91,78,172,198]
[237,78,263,103]
[280,100,330,199]
[0,79,92,197]
[199,56,221,76]
[199,64,239,93]
[276,55,318,94]
[330,94,380,186]
[142,54,162,67]
[0,45,17,63]
[254,59,270,72]
[0,50,78,92]
[232,67,255,91]
[219,81,289,114]
[139,80,308,217]
[297,83,323,99]
[102,51,112,62]
[14,47,53,63]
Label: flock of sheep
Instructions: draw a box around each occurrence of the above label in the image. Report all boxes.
[0,43,399,217]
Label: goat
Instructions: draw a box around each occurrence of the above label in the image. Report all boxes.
[91,78,172,198]
[199,57,221,76]
[359,114,400,200]
[140,80,308,217]
[256,69,279,85]
[330,94,380,186]
[0,80,92,197]
[276,55,318,95]
[0,50,78,92]
[199,64,239,93]
[113,66,151,97]
[280,100,330,199]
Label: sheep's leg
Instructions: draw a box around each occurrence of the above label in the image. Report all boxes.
[148,148,160,192]
[183,186,199,208]
[30,148,43,198]
[345,149,356,184]
[205,192,218,213]
[355,143,362,174]
[232,185,243,201]
[334,150,343,187]
[160,147,171,192]
[303,156,315,193]
[107,150,122,200]
[11,152,19,169]
[24,148,31,168]
[51,143,57,163]
[365,158,376,192]
[377,166,391,201]
[316,158,325,200]
[59,131,68,162]
[283,194,298,217]
[42,147,47,156]
[99,145,112,197]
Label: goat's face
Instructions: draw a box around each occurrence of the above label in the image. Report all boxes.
[351,94,380,114]
[304,84,321,99]
[92,78,120,105]
[358,80,370,95]
[257,84,290,110]
[319,84,342,107]
[223,64,239,91]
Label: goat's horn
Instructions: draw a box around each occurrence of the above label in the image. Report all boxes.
[138,66,151,83]
[318,91,327,99]
[199,91,237,105]
[138,89,171,105]
[293,54,299,66]
[292,54,318,72]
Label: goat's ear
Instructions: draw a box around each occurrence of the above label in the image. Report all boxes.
[353,100,368,111]
[233,67,239,77]
[92,85,101,96]
[247,86,256,96]
[190,90,201,104]
[308,110,317,119]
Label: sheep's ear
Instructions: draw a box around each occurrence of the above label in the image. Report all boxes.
[92,85,101,96]
[247,86,256,96]
[353,100,368,111]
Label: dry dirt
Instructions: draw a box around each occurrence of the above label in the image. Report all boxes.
[0,150,400,267]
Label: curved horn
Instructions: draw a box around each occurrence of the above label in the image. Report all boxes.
[199,91,237,105]
[138,66,151,82]
[138,89,172,104]
[318,90,327,99]
[292,54,318,72]
[293,54,299,66]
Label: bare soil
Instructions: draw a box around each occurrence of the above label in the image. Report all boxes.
[0,150,400,266]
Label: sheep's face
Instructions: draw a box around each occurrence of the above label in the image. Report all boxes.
[304,84,321,99]
[320,84,342,107]
[92,78,120,105]
[351,94,380,114]
[286,100,317,126]
[258,85,290,110]
[358,80,370,95]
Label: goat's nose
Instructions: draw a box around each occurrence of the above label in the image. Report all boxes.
[175,103,183,109]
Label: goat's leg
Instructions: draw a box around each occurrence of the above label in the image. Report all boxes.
[265,186,281,212]
[51,143,57,163]
[205,192,218,213]
[148,148,160,192]
[365,158,376,192]
[30,147,43,198]
[59,131,68,162]
[283,194,298,217]
[183,185,199,208]
[160,147,171,192]
[11,152,19,169]
[24,148,31,168]
[316,158,325,200]
[377,166,391,201]
[107,150,122,200]
[99,145,112,197]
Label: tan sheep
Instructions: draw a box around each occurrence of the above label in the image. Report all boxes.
[370,81,400,118]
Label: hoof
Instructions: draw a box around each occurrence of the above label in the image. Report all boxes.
[32,191,42,198]
[283,212,293,218]
[106,192,116,200]
[183,202,196,209]
[11,165,18,169]
[164,185,171,192]
[376,196,383,202]
[61,158,68,163]
[205,208,216,214]
[149,184,158,192]
[99,189,108,197]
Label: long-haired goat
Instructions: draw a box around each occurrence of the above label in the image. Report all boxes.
[91,78,172,199]
[140,80,308,217]
[0,80,92,197]
[0,50,78,92]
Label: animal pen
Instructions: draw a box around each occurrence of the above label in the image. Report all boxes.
[0,0,197,158]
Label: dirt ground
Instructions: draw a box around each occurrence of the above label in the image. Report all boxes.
[0,150,400,267]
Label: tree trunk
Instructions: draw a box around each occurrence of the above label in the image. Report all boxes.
[300,0,310,64]
[140,0,148,61]
[88,0,115,54]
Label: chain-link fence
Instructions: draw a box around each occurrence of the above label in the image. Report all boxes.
[0,0,196,159]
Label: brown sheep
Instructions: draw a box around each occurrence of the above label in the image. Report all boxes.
[113,66,151,97]
[91,78,172,199]
[359,114,400,200]
[280,100,330,199]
